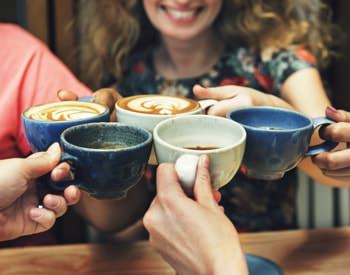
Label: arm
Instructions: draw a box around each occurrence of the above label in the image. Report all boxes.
[279,68,350,187]
[144,156,248,275]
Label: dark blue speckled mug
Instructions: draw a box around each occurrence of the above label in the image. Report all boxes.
[57,122,152,199]
[228,107,337,180]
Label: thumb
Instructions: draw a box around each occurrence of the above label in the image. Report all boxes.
[23,143,61,180]
[193,155,218,210]
[193,84,238,100]
[326,106,350,123]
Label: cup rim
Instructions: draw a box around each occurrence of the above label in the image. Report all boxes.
[61,122,153,152]
[226,106,313,132]
[22,101,109,124]
[153,114,246,154]
[115,95,201,118]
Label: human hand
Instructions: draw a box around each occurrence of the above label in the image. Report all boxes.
[193,84,293,117]
[143,155,248,275]
[0,143,80,241]
[57,88,122,122]
[312,106,350,182]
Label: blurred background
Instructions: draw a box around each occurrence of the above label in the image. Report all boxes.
[1,0,350,241]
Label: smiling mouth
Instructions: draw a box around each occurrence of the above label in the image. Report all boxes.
[160,5,205,21]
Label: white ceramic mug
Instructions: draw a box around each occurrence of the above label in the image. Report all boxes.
[153,115,246,194]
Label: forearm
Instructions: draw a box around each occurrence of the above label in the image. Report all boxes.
[74,181,152,233]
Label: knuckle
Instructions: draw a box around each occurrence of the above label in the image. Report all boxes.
[323,154,337,170]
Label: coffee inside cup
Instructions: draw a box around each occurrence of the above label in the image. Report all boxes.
[117,95,200,115]
[23,101,107,122]
[183,146,220,150]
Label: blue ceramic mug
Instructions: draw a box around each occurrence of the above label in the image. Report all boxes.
[22,100,109,152]
[56,122,153,199]
[227,107,337,180]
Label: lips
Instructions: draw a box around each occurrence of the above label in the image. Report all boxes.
[159,4,205,23]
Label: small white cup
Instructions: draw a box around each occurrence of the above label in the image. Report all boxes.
[153,115,246,192]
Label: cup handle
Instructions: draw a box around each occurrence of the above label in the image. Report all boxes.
[305,117,338,157]
[198,99,218,114]
[46,152,80,191]
[175,154,200,197]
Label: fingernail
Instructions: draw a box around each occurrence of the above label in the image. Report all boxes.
[239,165,248,175]
[47,143,60,160]
[326,106,338,114]
[56,89,63,96]
[30,208,42,219]
[46,195,59,208]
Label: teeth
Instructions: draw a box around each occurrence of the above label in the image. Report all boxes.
[167,8,196,19]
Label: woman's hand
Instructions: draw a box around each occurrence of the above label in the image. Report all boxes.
[312,107,350,183]
[193,84,293,117]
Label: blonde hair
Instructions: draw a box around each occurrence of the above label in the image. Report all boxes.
[77,0,337,89]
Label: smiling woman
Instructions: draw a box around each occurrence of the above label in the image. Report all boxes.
[74,0,339,236]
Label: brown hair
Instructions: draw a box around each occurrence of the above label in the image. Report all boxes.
[77,0,337,89]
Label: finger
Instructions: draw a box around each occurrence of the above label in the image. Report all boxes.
[207,95,253,117]
[50,162,73,181]
[193,155,217,210]
[29,207,56,233]
[57,89,79,101]
[43,194,67,217]
[321,167,350,177]
[156,163,185,198]
[93,88,121,112]
[23,143,61,180]
[63,185,81,205]
[193,84,237,100]
[326,106,350,123]
[319,122,350,143]
[312,149,350,170]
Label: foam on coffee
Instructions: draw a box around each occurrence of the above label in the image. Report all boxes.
[24,101,107,122]
[117,95,199,115]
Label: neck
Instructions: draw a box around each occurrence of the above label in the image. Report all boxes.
[154,29,223,79]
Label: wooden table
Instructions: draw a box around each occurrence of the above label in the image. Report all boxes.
[1,227,350,274]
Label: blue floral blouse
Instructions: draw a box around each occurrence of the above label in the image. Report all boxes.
[112,45,316,232]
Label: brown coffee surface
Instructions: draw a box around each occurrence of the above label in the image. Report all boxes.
[117,95,199,115]
[85,142,129,150]
[184,146,220,150]
[25,102,105,122]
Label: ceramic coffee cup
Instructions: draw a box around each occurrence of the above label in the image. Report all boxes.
[22,101,109,152]
[227,106,337,180]
[116,94,217,164]
[153,115,246,194]
[54,122,152,199]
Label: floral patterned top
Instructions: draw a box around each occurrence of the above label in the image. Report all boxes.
[113,45,316,232]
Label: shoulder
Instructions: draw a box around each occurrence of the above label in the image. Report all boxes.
[0,23,49,55]
[261,46,317,67]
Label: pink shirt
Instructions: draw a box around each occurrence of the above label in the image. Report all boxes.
[0,24,91,159]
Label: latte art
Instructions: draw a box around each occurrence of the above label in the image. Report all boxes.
[117,95,199,115]
[24,101,107,122]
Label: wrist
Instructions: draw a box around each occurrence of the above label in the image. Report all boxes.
[210,247,248,275]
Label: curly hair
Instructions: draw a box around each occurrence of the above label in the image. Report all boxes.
[77,0,337,89]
